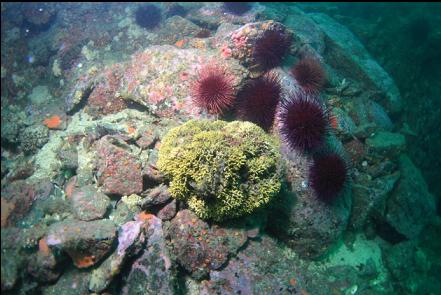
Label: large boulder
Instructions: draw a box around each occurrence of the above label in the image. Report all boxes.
[200,234,385,295]
[89,219,149,293]
[268,145,352,259]
[70,185,111,221]
[122,216,176,295]
[95,135,143,196]
[165,210,247,280]
[45,219,117,268]
[385,155,436,239]
[309,13,402,114]
[65,45,248,121]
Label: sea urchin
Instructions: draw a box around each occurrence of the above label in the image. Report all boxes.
[254,30,292,71]
[236,72,282,131]
[291,57,326,95]
[309,152,348,203]
[223,2,252,15]
[191,65,236,115]
[279,92,328,152]
[135,4,162,30]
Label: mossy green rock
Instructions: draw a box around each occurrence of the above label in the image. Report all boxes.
[366,131,406,157]
[157,120,281,222]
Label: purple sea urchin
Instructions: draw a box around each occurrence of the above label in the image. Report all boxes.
[291,57,326,95]
[279,92,328,152]
[254,30,292,71]
[309,152,348,203]
[135,4,162,30]
[236,72,282,131]
[191,65,236,115]
[223,2,252,15]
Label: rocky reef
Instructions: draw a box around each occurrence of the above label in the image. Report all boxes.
[1,2,439,295]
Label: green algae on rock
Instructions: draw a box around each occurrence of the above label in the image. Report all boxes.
[157,120,281,222]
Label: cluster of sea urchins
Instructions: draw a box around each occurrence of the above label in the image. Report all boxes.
[279,57,348,203]
[192,27,291,118]
[279,91,348,203]
[191,27,347,203]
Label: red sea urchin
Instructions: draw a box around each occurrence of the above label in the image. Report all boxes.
[254,30,292,71]
[279,92,329,152]
[309,152,348,203]
[236,72,282,131]
[191,65,236,115]
[291,57,326,95]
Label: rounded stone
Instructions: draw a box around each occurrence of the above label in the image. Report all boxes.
[70,185,111,221]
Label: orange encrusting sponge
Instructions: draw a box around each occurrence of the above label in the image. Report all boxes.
[43,115,62,129]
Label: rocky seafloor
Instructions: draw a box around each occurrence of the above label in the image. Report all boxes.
[1,3,440,295]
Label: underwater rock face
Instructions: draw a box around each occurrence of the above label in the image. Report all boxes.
[42,267,90,295]
[27,250,61,283]
[1,107,27,145]
[269,146,352,259]
[119,46,246,119]
[200,235,377,295]
[185,2,261,31]
[66,45,247,121]
[1,249,19,291]
[155,16,202,44]
[95,135,143,196]
[350,172,401,231]
[1,3,439,294]
[166,210,247,280]
[385,155,436,239]
[140,184,173,208]
[310,13,402,114]
[348,96,394,133]
[70,185,111,221]
[157,199,177,221]
[23,4,57,28]
[200,237,299,294]
[89,219,148,292]
[64,71,96,114]
[366,131,406,159]
[1,180,37,228]
[46,219,117,268]
[282,6,326,57]
[383,240,440,294]
[122,216,176,295]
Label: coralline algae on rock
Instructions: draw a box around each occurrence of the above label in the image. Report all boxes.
[222,20,293,74]
[65,45,248,121]
[95,135,143,196]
